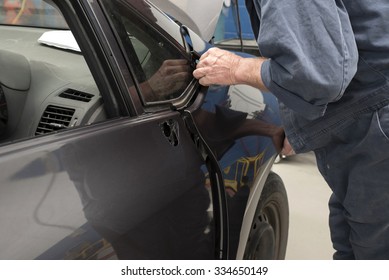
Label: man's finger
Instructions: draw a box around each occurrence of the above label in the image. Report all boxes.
[193,68,206,79]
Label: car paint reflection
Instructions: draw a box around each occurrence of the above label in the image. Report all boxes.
[18,83,282,260]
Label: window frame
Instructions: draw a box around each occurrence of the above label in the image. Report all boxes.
[99,0,199,111]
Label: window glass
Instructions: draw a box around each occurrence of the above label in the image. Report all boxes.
[0,1,108,144]
[0,0,68,29]
[101,0,194,103]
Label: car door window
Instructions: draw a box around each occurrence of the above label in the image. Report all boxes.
[0,1,116,145]
[101,0,194,104]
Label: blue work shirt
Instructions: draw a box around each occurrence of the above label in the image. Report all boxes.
[246,0,389,153]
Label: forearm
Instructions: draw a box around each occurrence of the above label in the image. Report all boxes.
[234,56,268,92]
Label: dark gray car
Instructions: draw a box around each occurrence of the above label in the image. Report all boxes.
[0,0,288,260]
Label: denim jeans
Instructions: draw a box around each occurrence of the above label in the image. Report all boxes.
[314,104,389,259]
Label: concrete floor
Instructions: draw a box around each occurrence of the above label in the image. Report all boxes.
[271,152,335,260]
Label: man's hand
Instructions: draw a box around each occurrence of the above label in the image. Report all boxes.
[281,137,295,157]
[193,47,242,86]
[193,47,268,91]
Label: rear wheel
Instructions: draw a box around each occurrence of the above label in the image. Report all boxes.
[243,171,289,259]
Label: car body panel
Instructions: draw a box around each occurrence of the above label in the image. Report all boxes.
[0,111,216,259]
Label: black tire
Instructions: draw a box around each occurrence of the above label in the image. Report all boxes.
[243,171,289,259]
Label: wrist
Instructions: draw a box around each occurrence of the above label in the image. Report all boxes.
[234,57,267,91]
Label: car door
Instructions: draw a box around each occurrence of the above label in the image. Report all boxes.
[90,0,287,260]
[0,0,226,260]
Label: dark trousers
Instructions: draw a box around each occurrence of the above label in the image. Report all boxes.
[314,104,389,259]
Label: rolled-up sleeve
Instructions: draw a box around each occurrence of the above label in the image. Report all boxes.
[257,0,358,120]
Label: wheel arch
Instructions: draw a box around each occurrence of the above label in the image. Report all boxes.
[235,156,289,259]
